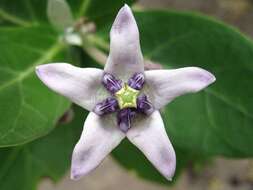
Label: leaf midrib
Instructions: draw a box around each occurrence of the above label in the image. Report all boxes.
[0,42,64,92]
[0,8,33,27]
[205,89,253,120]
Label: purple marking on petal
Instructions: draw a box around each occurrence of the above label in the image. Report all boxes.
[117,108,136,132]
[128,73,145,90]
[93,97,119,115]
[102,73,122,94]
[137,94,154,115]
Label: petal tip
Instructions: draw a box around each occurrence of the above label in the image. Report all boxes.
[70,169,82,181]
[202,69,216,85]
[193,67,216,86]
[35,64,53,82]
[111,4,136,35]
[165,169,176,181]
[119,4,132,16]
[35,65,47,80]
[209,73,216,83]
[122,4,132,14]
[159,146,176,181]
[35,63,71,80]
[35,66,41,77]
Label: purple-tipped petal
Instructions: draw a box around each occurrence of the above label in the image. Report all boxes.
[128,73,145,90]
[117,108,136,132]
[93,97,119,115]
[102,73,122,94]
[104,4,144,79]
[127,111,176,181]
[137,94,154,115]
[35,63,108,111]
[145,67,216,109]
[71,113,125,180]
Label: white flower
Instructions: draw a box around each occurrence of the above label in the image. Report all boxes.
[36,5,215,181]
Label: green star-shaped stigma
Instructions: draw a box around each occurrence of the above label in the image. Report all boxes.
[115,83,140,109]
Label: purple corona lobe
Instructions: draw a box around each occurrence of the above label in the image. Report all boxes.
[93,97,119,115]
[117,108,136,132]
[137,94,154,115]
[128,73,145,90]
[102,73,122,94]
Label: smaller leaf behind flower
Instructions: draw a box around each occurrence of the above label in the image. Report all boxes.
[0,106,87,190]
[47,0,74,31]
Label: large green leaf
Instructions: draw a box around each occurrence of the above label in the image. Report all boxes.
[0,26,70,147]
[0,106,86,190]
[0,1,75,147]
[96,10,253,182]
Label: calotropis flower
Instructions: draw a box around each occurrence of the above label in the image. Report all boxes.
[36,5,215,181]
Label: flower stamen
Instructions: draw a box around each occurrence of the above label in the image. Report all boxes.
[102,73,122,94]
[117,108,136,132]
[128,73,145,90]
[93,97,119,115]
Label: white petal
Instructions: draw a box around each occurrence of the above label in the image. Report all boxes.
[71,112,125,180]
[145,67,216,109]
[127,111,176,180]
[47,0,74,31]
[36,63,109,111]
[104,4,144,80]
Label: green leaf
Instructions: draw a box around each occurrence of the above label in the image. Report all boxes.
[0,26,71,147]
[0,0,47,26]
[0,0,79,147]
[0,106,86,190]
[97,10,253,182]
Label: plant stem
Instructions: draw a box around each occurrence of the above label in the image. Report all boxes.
[82,44,107,65]
[86,34,109,51]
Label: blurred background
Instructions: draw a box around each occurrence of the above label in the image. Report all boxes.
[38,0,253,190]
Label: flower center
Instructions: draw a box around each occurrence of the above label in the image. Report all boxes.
[94,72,154,132]
[115,83,140,109]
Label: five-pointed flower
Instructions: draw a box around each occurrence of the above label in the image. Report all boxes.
[35,5,215,181]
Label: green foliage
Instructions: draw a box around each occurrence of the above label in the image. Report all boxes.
[0,26,70,147]
[0,106,86,190]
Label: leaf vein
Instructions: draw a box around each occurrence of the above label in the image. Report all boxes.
[205,89,253,119]
[0,42,63,92]
[0,8,33,27]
